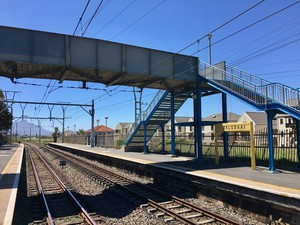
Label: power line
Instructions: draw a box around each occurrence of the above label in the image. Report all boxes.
[92,0,137,37]
[110,0,168,40]
[81,0,105,36]
[37,0,93,115]
[208,0,300,52]
[72,0,91,36]
[215,14,300,63]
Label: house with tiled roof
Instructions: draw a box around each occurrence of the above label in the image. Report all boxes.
[86,125,114,147]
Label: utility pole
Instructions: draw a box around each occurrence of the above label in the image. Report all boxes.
[74,124,76,143]
[133,87,143,123]
[61,104,68,143]
[90,100,95,147]
[105,116,108,149]
[38,120,41,144]
[207,33,212,65]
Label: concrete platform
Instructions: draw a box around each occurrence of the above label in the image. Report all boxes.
[0,144,24,225]
[50,143,300,200]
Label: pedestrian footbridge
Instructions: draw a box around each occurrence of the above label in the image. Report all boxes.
[0,25,299,171]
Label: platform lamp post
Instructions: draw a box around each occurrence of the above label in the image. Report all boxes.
[96,119,100,127]
[105,116,108,149]
[207,33,212,65]
[74,124,76,144]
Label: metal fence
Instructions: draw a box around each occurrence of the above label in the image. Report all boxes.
[148,129,298,163]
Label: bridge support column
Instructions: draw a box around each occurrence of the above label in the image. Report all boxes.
[222,93,229,158]
[171,91,176,156]
[195,77,202,159]
[266,110,276,172]
[296,119,300,168]
[160,124,165,154]
[143,122,147,154]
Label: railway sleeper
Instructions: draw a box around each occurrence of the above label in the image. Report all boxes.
[196,218,215,224]
[155,212,165,218]
[147,207,158,213]
[174,208,192,214]
[185,213,203,219]
[165,204,182,209]
[164,216,175,222]
[140,203,149,208]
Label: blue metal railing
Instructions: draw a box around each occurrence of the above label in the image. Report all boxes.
[199,61,300,112]
[124,90,167,141]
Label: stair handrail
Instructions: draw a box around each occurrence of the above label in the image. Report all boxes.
[142,90,167,121]
[225,64,271,87]
[199,61,300,109]
[226,64,300,108]
[124,89,167,141]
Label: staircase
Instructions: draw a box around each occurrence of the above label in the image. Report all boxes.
[125,90,190,151]
[199,61,300,120]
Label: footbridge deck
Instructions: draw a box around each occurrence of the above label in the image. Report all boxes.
[0,25,198,91]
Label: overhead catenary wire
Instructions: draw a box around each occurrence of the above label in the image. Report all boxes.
[23,1,300,129]
[110,0,168,40]
[92,0,137,37]
[81,0,105,36]
[53,0,268,126]
[36,0,92,116]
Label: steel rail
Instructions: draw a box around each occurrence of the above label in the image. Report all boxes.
[46,146,241,225]
[27,144,97,225]
[27,145,54,225]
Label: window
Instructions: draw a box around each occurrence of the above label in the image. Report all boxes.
[211,125,214,131]
[280,119,283,125]
[211,133,214,141]
[190,126,192,132]
[288,118,292,124]
[178,126,182,133]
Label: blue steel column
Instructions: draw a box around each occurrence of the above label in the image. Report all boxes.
[266,110,276,171]
[143,121,147,154]
[160,124,165,154]
[193,96,198,157]
[171,91,176,156]
[222,93,229,158]
[296,119,300,168]
[196,76,202,159]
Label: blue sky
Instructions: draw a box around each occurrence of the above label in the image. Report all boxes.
[1,0,300,132]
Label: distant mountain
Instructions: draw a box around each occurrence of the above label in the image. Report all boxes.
[13,120,52,136]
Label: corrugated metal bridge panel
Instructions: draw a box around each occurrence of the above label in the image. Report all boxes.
[0,26,198,90]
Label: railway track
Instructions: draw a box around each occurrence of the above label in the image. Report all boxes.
[25,143,100,225]
[44,145,242,225]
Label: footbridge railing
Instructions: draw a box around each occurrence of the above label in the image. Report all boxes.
[199,61,300,113]
[124,90,167,141]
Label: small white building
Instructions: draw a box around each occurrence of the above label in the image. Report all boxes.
[237,112,268,132]
[114,122,133,140]
[275,114,295,147]
[155,116,194,138]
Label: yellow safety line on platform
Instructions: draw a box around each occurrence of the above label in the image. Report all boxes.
[52,143,300,198]
[157,163,300,198]
[0,146,19,177]
[2,144,24,225]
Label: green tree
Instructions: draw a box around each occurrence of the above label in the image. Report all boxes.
[0,90,13,145]
[0,90,13,131]
[52,127,60,142]
[76,129,86,135]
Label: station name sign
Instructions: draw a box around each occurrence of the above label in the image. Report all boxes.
[222,122,252,132]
